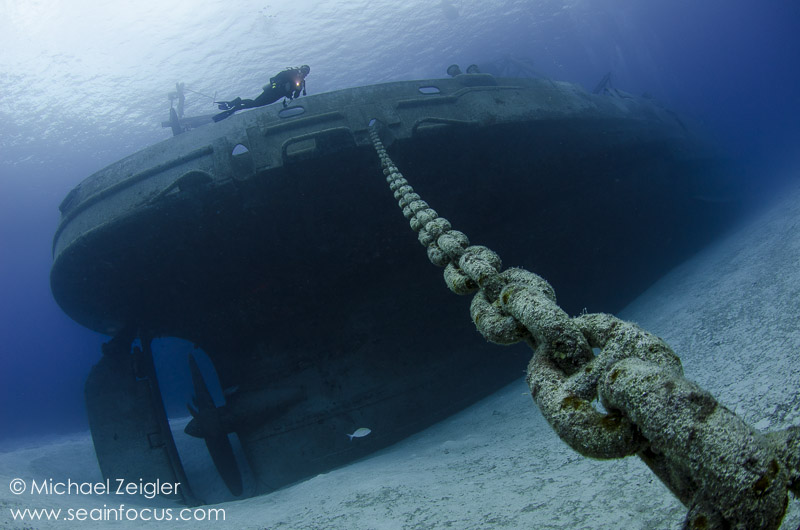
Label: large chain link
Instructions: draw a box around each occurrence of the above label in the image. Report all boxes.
[369,125,799,529]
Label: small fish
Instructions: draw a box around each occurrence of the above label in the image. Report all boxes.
[223,385,240,397]
[347,427,371,441]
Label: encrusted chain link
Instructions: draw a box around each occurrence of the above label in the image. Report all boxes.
[369,125,799,529]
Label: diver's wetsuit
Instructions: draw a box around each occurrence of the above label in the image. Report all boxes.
[213,67,307,122]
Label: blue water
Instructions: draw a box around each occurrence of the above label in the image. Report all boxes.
[1,0,799,442]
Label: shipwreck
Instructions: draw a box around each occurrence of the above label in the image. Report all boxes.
[50,72,738,504]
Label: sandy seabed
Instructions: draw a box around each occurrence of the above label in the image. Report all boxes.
[3,180,800,529]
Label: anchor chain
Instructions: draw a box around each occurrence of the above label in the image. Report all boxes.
[368,125,799,529]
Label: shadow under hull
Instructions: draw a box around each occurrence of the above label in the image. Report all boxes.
[51,74,740,499]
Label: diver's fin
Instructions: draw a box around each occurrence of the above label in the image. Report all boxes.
[212,109,237,122]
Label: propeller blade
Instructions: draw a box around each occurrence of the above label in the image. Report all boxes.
[204,432,243,497]
[188,354,215,410]
[186,353,243,496]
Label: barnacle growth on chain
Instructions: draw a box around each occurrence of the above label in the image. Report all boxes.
[368,123,800,529]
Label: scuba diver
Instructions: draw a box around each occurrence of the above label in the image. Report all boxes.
[213,65,310,122]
